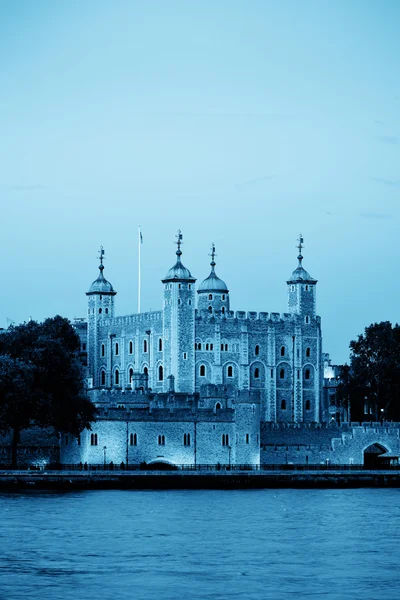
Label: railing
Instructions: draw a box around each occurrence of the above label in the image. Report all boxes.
[1,463,400,472]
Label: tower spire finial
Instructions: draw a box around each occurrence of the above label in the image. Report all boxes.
[297,234,304,267]
[175,230,183,259]
[98,246,105,271]
[209,243,216,271]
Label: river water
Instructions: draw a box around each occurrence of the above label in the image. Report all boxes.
[1,489,399,600]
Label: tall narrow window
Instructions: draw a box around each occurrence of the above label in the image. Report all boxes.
[209,294,213,300]
[271,369,273,378]
[305,369,310,380]
[130,433,137,446]
[254,367,259,379]
[99,308,102,314]
[208,306,212,313]
[198,343,202,350]
[144,367,148,375]
[158,435,165,445]
[129,368,133,383]
[246,433,250,444]
[183,433,191,446]
[210,344,213,350]
[91,433,98,446]
[200,364,206,377]
[159,338,163,352]
[221,307,225,314]
[225,344,228,351]
[215,402,221,410]
[221,343,224,351]
[306,347,311,358]
[105,308,108,314]
[101,370,106,386]
[115,369,119,385]
[77,435,81,446]
[206,343,209,351]
[222,434,229,446]
[255,345,260,356]
[281,346,285,356]
[129,341,133,354]
[227,366,233,378]
[115,343,119,356]
[222,294,225,300]
[305,316,310,324]
[158,365,164,381]
[281,400,286,410]
[144,339,148,353]
[305,400,311,410]
[101,344,105,357]
[280,368,285,379]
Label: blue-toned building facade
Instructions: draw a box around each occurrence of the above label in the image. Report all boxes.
[84,233,324,424]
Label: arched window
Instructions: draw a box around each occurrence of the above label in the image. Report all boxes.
[130,433,137,446]
[215,402,221,410]
[206,343,209,351]
[208,306,212,313]
[280,368,285,379]
[178,299,181,305]
[129,368,133,383]
[281,400,286,410]
[101,370,106,386]
[225,344,228,351]
[99,308,102,314]
[129,341,133,354]
[280,346,285,357]
[222,294,225,300]
[227,366,233,378]
[209,294,213,300]
[115,343,119,356]
[200,364,206,377]
[254,368,259,379]
[221,343,224,351]
[158,365,163,381]
[105,308,108,314]
[101,344,105,357]
[158,338,162,352]
[221,307,225,314]
[255,345,260,356]
[143,339,148,353]
[305,400,311,410]
[210,344,213,351]
[305,369,310,380]
[306,347,311,358]
[115,369,119,385]
[143,367,148,375]
[222,434,229,446]
[198,343,202,350]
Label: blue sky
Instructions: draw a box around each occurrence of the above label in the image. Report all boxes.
[1,0,399,364]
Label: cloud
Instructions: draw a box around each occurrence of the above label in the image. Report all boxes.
[369,177,400,188]
[0,184,48,191]
[235,175,274,189]
[373,134,399,145]
[360,212,392,220]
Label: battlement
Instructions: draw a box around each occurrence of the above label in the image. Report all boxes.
[101,311,162,327]
[195,310,313,323]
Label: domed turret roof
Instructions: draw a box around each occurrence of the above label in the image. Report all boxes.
[287,235,317,284]
[198,244,229,293]
[162,231,196,283]
[86,247,116,295]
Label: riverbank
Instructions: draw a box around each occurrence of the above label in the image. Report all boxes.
[1,469,400,490]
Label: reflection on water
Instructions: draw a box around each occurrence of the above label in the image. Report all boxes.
[1,489,400,600]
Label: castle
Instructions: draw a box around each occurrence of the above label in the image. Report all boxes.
[61,232,326,467]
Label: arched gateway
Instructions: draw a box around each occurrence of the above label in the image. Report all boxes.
[363,443,388,469]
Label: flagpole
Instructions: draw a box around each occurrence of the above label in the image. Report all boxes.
[138,226,141,314]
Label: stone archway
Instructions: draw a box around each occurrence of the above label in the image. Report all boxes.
[145,459,179,471]
[363,443,388,469]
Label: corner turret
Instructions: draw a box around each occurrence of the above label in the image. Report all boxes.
[287,235,317,319]
[197,244,230,314]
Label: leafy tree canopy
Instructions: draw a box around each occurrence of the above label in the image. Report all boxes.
[341,321,400,421]
[0,316,96,465]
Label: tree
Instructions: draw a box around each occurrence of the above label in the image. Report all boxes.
[342,322,400,422]
[0,316,96,466]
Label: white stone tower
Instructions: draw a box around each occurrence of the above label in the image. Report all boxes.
[287,234,317,319]
[197,244,230,314]
[86,247,116,388]
[162,231,196,393]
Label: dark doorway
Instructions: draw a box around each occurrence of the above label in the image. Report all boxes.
[364,443,387,469]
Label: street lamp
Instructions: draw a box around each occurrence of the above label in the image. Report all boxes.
[103,445,107,468]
